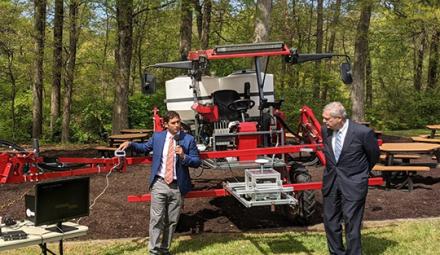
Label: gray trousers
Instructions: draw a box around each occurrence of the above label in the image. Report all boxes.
[149,179,182,255]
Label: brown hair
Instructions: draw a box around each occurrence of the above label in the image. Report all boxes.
[163,111,181,123]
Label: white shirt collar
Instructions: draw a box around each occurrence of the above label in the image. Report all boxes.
[338,119,349,134]
[166,131,180,140]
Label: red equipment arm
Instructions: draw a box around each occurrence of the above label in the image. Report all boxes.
[299,105,326,165]
[153,106,163,132]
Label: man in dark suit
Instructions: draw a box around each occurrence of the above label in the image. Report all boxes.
[118,111,201,255]
[321,102,380,255]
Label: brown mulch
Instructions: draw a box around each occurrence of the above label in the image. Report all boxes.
[1,136,440,240]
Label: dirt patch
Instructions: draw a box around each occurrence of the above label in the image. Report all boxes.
[1,137,440,240]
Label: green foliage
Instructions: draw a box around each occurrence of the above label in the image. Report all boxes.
[128,89,166,129]
[72,102,112,143]
[367,88,440,130]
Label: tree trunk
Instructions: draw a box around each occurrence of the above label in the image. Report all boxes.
[306,0,314,52]
[366,49,372,107]
[180,0,192,60]
[427,30,440,90]
[50,0,63,141]
[254,0,272,70]
[100,0,110,100]
[213,0,226,45]
[280,0,290,91]
[413,29,425,91]
[351,1,372,122]
[135,12,149,95]
[61,0,79,143]
[112,0,133,134]
[193,0,202,40]
[6,51,17,140]
[201,0,212,49]
[312,0,323,100]
[32,0,46,139]
[327,0,341,53]
[322,0,341,101]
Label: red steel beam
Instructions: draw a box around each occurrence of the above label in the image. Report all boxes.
[199,144,323,159]
[127,177,384,202]
[187,45,291,61]
[122,144,323,165]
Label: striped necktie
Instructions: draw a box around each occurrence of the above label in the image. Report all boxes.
[334,130,342,162]
[165,136,175,184]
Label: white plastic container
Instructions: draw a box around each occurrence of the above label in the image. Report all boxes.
[165,76,194,121]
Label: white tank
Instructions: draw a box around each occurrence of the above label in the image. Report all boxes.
[165,72,275,121]
[165,76,194,121]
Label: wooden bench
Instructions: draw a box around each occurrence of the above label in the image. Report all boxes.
[379,154,421,163]
[95,146,117,158]
[372,165,430,191]
[411,136,440,143]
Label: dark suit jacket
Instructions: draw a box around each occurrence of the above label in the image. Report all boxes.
[322,120,380,201]
[131,131,201,196]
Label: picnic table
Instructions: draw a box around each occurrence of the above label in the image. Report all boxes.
[120,128,153,134]
[108,133,149,147]
[375,142,440,191]
[380,142,440,164]
[426,124,440,138]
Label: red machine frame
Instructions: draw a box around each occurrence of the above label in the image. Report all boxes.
[0,151,127,184]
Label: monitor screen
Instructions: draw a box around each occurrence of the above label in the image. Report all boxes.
[34,177,90,227]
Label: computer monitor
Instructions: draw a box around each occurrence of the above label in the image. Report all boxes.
[25,176,90,233]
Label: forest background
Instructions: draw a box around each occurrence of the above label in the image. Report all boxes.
[0,0,439,144]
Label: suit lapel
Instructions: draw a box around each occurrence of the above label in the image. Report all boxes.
[339,120,354,162]
[157,131,167,157]
[325,128,336,163]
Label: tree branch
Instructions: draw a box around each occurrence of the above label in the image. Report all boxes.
[133,0,177,17]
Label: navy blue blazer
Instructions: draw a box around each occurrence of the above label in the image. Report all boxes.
[322,120,380,201]
[130,131,201,196]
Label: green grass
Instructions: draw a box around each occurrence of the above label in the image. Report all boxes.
[2,219,440,254]
[382,129,428,138]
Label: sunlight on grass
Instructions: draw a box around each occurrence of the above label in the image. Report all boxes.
[383,129,428,138]
[2,219,440,255]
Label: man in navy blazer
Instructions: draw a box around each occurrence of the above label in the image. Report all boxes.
[118,111,201,255]
[321,102,380,255]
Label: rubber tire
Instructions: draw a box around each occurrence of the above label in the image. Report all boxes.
[284,168,316,225]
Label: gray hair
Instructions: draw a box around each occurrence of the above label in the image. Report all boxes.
[323,102,347,119]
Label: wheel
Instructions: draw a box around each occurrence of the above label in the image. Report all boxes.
[284,165,316,225]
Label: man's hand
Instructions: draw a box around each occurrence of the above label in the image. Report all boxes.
[175,145,185,159]
[118,141,131,151]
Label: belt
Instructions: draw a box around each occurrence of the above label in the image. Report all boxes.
[155,175,177,184]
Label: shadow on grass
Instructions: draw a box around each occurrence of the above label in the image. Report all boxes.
[362,231,398,255]
[246,233,316,255]
[173,232,319,255]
